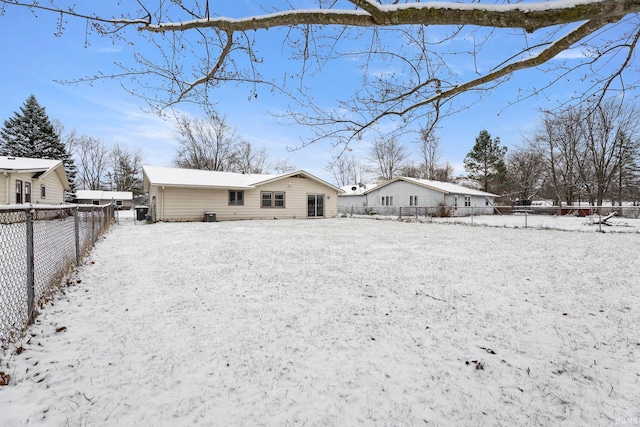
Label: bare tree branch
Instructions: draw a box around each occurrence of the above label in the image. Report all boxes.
[2,0,640,147]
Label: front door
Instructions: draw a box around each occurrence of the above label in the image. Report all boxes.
[307,194,324,218]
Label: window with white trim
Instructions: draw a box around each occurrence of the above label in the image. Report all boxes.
[24,182,31,203]
[409,195,418,206]
[261,191,285,208]
[464,196,471,207]
[381,196,393,206]
[16,180,23,204]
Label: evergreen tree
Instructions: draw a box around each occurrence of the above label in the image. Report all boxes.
[463,130,507,194]
[0,95,76,200]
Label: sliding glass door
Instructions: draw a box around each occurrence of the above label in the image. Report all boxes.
[307,194,324,218]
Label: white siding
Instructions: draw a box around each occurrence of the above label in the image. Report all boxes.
[365,180,495,216]
[337,195,367,214]
[152,176,339,222]
[366,180,446,214]
[445,194,495,216]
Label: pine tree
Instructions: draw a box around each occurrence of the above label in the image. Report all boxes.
[0,94,77,200]
[463,130,507,194]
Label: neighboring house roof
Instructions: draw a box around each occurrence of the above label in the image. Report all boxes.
[340,183,373,196]
[76,190,133,201]
[0,155,70,190]
[143,166,343,192]
[364,177,499,198]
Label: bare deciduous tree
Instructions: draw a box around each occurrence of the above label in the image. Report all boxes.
[271,158,296,174]
[3,1,639,145]
[233,140,270,174]
[527,98,640,205]
[369,137,409,181]
[325,154,372,187]
[530,108,583,205]
[582,99,640,205]
[174,114,278,174]
[505,148,546,202]
[70,135,110,190]
[173,114,240,171]
[432,162,455,183]
[418,125,441,180]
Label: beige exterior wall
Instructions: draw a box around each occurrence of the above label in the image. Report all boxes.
[0,173,7,204]
[0,171,66,205]
[151,176,339,222]
[36,172,66,204]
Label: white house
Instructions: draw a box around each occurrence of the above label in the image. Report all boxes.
[143,166,343,222]
[337,183,371,214]
[339,177,498,216]
[76,190,134,210]
[0,156,70,205]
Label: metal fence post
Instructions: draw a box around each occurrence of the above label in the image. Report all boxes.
[25,209,35,324]
[74,207,80,266]
[91,207,96,245]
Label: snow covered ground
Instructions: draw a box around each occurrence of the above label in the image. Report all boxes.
[1,215,639,426]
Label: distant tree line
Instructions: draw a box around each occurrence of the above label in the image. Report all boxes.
[509,98,640,206]
[328,98,640,206]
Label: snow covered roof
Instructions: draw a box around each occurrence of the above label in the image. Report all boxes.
[0,155,70,189]
[364,177,499,198]
[0,155,62,172]
[340,183,372,196]
[143,166,342,192]
[76,190,133,201]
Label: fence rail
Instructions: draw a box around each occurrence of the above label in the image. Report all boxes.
[339,204,640,219]
[0,204,114,348]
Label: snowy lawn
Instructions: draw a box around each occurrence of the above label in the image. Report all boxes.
[1,217,639,426]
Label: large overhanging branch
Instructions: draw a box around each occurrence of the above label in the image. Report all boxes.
[3,1,638,33]
[141,1,640,34]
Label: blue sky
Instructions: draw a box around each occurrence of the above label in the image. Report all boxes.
[0,2,629,184]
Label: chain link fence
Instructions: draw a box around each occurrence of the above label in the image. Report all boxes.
[340,204,640,218]
[0,204,114,348]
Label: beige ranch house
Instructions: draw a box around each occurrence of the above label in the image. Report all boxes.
[142,166,342,222]
[0,156,70,205]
